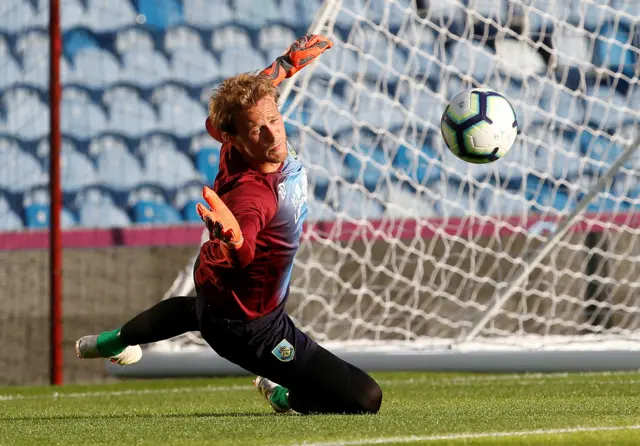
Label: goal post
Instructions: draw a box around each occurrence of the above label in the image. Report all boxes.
[110,0,640,377]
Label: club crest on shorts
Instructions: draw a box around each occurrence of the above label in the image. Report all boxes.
[272,339,295,362]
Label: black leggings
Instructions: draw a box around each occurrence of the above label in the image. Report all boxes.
[118,295,382,415]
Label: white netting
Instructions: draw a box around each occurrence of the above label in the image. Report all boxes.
[159,0,640,352]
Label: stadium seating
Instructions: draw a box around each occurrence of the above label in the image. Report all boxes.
[1,0,639,230]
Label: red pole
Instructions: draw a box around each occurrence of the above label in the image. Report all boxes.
[49,0,63,386]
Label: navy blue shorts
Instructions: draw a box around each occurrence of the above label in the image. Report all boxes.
[196,294,318,390]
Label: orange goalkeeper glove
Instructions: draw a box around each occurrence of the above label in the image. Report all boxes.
[261,34,333,87]
[196,186,243,247]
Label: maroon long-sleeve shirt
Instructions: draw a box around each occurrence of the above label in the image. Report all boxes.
[194,141,308,321]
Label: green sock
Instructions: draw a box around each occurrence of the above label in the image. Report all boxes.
[268,386,291,411]
[96,328,126,357]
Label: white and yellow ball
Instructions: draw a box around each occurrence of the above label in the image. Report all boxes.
[440,88,518,164]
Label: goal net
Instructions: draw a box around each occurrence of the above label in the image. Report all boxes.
[149,0,640,360]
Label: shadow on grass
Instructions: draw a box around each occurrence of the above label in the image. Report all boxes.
[1,412,280,421]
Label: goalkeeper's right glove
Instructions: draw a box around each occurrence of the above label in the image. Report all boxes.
[196,186,243,248]
[261,34,333,87]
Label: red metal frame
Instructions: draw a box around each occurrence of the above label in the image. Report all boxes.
[49,0,63,386]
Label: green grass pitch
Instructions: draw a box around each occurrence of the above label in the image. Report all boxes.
[2,371,640,445]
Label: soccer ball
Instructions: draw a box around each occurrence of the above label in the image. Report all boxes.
[440,88,518,164]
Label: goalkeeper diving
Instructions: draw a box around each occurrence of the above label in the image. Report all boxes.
[76,34,383,415]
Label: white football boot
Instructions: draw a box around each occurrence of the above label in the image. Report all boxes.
[75,335,142,366]
[253,376,296,414]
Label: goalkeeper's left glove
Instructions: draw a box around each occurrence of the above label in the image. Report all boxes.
[196,186,243,248]
[261,34,333,87]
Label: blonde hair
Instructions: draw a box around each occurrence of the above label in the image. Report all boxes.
[208,73,280,135]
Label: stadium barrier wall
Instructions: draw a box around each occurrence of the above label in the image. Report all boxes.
[3,221,640,386]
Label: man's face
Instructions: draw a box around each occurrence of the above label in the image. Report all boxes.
[233,95,288,165]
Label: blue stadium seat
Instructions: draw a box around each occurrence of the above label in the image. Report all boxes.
[0,138,47,192]
[583,84,634,130]
[350,26,408,79]
[169,47,220,86]
[218,47,268,78]
[495,78,548,130]
[584,194,630,214]
[303,79,348,111]
[63,28,100,62]
[525,0,581,33]
[306,103,354,137]
[151,84,208,137]
[138,134,204,189]
[334,0,366,28]
[174,180,206,222]
[24,204,77,229]
[117,28,171,87]
[38,0,84,30]
[39,141,99,192]
[211,25,253,51]
[419,0,466,34]
[0,193,24,231]
[279,96,309,135]
[313,44,361,80]
[526,177,575,214]
[381,181,437,218]
[529,125,582,181]
[74,186,131,228]
[296,134,348,197]
[400,84,447,131]
[136,0,183,29]
[479,188,530,217]
[72,47,121,88]
[84,0,137,32]
[542,87,585,128]
[104,86,159,137]
[467,0,508,24]
[275,0,301,28]
[258,25,297,52]
[495,38,547,80]
[183,0,234,28]
[447,40,496,84]
[194,147,221,185]
[612,0,640,26]
[339,130,394,190]
[128,185,182,225]
[62,87,108,139]
[189,132,222,184]
[551,27,592,77]
[334,183,385,220]
[2,87,50,140]
[404,42,445,83]
[297,0,323,26]
[15,29,49,89]
[389,131,441,185]
[78,200,131,228]
[119,48,172,87]
[432,180,476,217]
[593,22,637,78]
[0,0,37,33]
[22,186,76,229]
[165,24,219,83]
[0,36,21,91]
[91,137,144,191]
[306,193,337,223]
[355,95,406,131]
[579,130,625,175]
[232,0,281,29]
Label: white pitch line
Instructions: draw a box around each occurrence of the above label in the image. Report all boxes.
[293,424,640,446]
[1,370,638,403]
